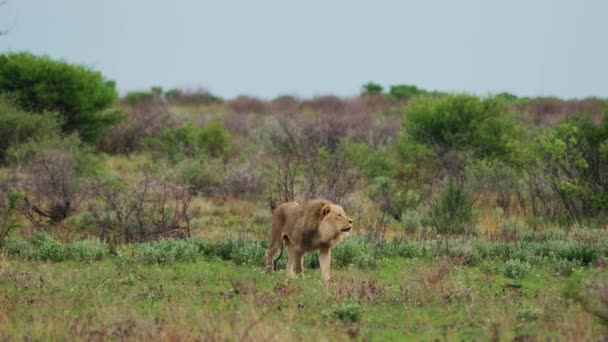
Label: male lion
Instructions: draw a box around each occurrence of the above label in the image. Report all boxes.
[265,199,353,281]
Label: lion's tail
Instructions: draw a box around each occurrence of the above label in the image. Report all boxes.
[273,236,286,271]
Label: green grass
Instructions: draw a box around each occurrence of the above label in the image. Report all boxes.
[1,253,606,340]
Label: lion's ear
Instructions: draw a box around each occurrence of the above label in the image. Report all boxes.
[321,204,332,217]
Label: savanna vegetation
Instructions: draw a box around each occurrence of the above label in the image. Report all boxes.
[1,52,608,340]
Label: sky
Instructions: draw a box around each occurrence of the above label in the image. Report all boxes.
[0,0,606,99]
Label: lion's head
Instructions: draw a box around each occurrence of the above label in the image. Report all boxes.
[319,203,353,239]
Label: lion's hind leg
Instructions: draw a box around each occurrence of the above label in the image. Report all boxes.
[265,236,283,272]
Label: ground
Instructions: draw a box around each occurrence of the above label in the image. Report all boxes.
[0,254,605,341]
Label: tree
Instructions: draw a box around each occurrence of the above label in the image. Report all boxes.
[361,82,383,95]
[0,52,120,143]
[389,84,428,100]
[402,94,520,165]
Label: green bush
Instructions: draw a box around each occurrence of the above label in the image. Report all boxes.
[66,239,109,262]
[322,301,362,323]
[137,240,198,264]
[0,52,120,143]
[403,94,520,162]
[504,259,532,279]
[2,237,33,258]
[35,239,66,262]
[430,178,474,235]
[361,82,383,95]
[0,96,61,162]
[149,122,232,163]
[551,258,581,277]
[332,238,379,269]
[0,190,22,246]
[389,84,428,100]
[230,241,267,266]
[535,115,608,220]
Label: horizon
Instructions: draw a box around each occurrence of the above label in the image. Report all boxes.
[1,0,607,100]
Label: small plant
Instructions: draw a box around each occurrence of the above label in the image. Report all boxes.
[137,240,198,264]
[322,301,362,323]
[0,190,22,246]
[430,178,474,235]
[551,258,581,277]
[504,259,532,279]
[230,241,266,266]
[66,238,109,262]
[35,238,66,262]
[2,237,33,258]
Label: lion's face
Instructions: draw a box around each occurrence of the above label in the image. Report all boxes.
[321,204,353,237]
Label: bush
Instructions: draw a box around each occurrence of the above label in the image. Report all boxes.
[551,258,581,277]
[504,259,532,279]
[534,115,608,221]
[230,241,266,266]
[0,52,120,143]
[2,237,33,258]
[0,190,22,246]
[389,84,428,100]
[322,301,362,323]
[403,94,520,163]
[361,82,383,95]
[137,240,198,264]
[332,238,379,269]
[66,238,109,262]
[35,239,66,262]
[148,122,232,163]
[430,178,474,235]
[0,96,61,162]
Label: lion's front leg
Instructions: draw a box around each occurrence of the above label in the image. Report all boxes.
[294,250,305,274]
[319,247,331,282]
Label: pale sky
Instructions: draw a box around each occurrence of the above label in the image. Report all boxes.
[1,0,606,99]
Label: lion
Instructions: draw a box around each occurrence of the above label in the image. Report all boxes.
[265,199,353,281]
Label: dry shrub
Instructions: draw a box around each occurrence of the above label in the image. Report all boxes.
[401,262,471,306]
[329,278,386,303]
[99,99,177,154]
[228,96,269,114]
[17,149,90,230]
[88,170,192,244]
[270,95,301,114]
[520,97,607,127]
[302,95,349,115]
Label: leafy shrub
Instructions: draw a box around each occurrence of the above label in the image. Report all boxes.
[66,238,109,262]
[403,94,520,163]
[0,190,22,246]
[361,82,383,95]
[178,158,224,194]
[322,301,362,323]
[205,239,238,260]
[35,239,66,262]
[551,258,581,277]
[430,178,474,235]
[447,242,481,265]
[2,237,33,258]
[332,238,379,269]
[504,259,532,279]
[137,240,198,264]
[0,96,61,162]
[0,52,120,143]
[479,260,504,275]
[393,241,426,259]
[389,84,428,100]
[230,241,266,266]
[148,122,232,163]
[534,115,608,221]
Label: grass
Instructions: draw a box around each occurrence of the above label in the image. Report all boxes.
[1,246,607,340]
